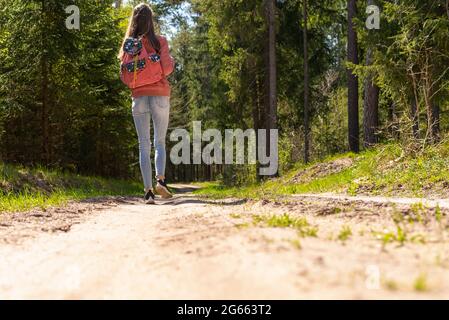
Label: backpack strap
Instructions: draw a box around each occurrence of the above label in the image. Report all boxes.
[133,55,138,88]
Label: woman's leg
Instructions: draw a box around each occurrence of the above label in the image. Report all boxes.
[149,96,170,180]
[132,96,153,191]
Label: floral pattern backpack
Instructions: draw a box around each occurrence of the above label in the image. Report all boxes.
[120,37,163,89]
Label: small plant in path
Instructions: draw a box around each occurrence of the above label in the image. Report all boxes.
[252,213,319,238]
[414,274,429,292]
[338,225,352,242]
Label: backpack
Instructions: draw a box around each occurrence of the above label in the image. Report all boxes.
[120,37,163,89]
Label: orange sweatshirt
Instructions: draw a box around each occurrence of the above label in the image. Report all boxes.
[131,36,174,98]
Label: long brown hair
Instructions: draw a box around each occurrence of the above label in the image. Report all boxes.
[118,3,161,60]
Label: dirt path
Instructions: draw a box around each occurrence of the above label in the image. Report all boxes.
[294,193,449,209]
[1,189,449,299]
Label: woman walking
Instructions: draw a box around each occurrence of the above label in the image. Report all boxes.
[119,3,174,204]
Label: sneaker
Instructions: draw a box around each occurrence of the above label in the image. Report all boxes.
[155,179,173,199]
[144,189,156,204]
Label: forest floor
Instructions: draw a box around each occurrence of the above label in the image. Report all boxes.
[1,185,449,299]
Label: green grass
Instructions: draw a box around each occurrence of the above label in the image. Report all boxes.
[337,225,352,242]
[414,274,429,292]
[194,141,449,200]
[372,226,408,247]
[289,238,302,250]
[384,279,399,291]
[252,213,318,238]
[0,162,141,213]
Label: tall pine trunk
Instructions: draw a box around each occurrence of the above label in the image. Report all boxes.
[410,99,420,139]
[252,70,263,181]
[363,54,379,147]
[363,0,379,148]
[431,104,440,142]
[303,0,310,163]
[422,50,440,144]
[265,0,278,176]
[363,80,379,147]
[41,0,50,165]
[347,0,359,152]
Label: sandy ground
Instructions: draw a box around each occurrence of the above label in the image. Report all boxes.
[1,188,449,300]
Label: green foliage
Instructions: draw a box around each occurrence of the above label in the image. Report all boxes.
[0,162,141,213]
[1,0,449,189]
[356,0,449,144]
[168,0,344,183]
[0,0,137,178]
[195,138,449,199]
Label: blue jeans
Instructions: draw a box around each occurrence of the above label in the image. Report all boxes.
[132,96,170,190]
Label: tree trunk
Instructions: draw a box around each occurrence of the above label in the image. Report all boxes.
[252,71,262,181]
[410,99,420,139]
[363,64,379,147]
[303,0,310,163]
[422,61,440,144]
[363,0,379,149]
[41,0,50,165]
[347,0,359,153]
[266,0,277,131]
[264,0,278,176]
[431,104,440,143]
[447,0,449,19]
[387,100,400,140]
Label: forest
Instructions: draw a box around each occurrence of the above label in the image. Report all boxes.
[2,0,449,301]
[1,0,449,185]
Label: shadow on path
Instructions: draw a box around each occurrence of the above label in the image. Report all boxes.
[170,185,201,194]
[157,196,247,207]
[77,184,247,207]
